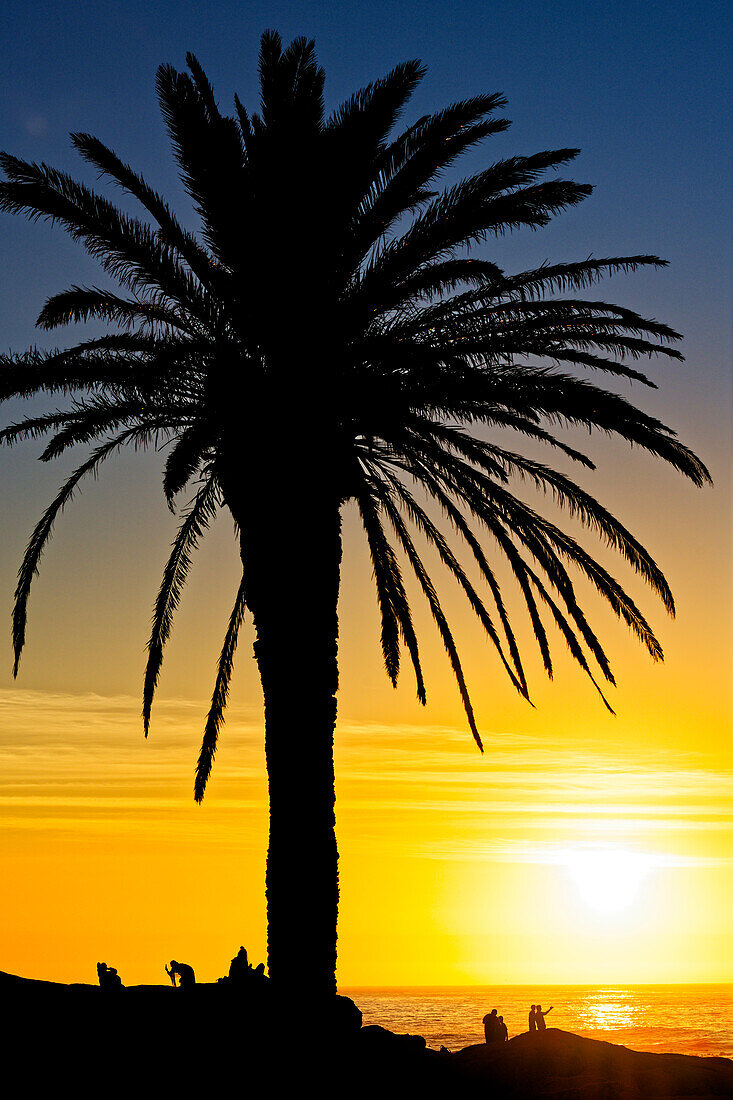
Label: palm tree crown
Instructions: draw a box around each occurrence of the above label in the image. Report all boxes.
[0,33,710,991]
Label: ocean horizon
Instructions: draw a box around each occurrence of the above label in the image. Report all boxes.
[345,984,733,1059]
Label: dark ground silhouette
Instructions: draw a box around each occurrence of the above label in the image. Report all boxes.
[1,970,730,1098]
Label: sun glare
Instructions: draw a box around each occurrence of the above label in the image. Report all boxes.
[563,849,652,913]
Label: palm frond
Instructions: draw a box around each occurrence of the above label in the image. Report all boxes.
[366,175,593,289]
[523,559,616,712]
[38,401,177,461]
[256,31,325,134]
[163,421,214,507]
[384,475,528,699]
[373,484,483,750]
[194,573,247,802]
[0,155,204,310]
[392,459,529,697]
[0,409,83,448]
[356,487,426,701]
[12,427,160,675]
[155,61,246,264]
[70,132,218,289]
[37,286,197,334]
[142,475,219,735]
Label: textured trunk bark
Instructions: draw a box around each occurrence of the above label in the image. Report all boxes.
[221,465,342,996]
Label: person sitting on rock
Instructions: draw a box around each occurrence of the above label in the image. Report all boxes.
[535,1003,553,1031]
[228,946,250,983]
[228,946,268,987]
[498,1015,508,1041]
[97,962,123,990]
[166,960,195,989]
[483,1008,499,1043]
[529,1004,537,1031]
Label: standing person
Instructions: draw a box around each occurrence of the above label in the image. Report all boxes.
[535,1004,553,1030]
[528,1004,537,1032]
[165,960,196,989]
[483,1008,499,1043]
[498,1015,508,1042]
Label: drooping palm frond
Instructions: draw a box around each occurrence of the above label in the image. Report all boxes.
[12,426,166,675]
[162,421,215,507]
[381,474,528,698]
[356,488,426,702]
[142,474,220,735]
[374,485,484,750]
[194,573,248,802]
[37,286,197,334]
[36,396,180,461]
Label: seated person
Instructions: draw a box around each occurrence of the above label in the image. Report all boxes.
[97,962,123,990]
[228,946,268,988]
[228,946,250,983]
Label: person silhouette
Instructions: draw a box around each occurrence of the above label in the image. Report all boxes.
[535,1003,553,1030]
[228,946,250,983]
[498,1015,508,1041]
[227,946,267,988]
[166,960,195,989]
[97,962,123,990]
[483,1008,499,1043]
[529,1004,537,1031]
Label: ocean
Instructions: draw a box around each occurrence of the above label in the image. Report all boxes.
[346,985,733,1059]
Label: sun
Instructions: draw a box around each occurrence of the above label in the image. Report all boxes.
[563,848,652,913]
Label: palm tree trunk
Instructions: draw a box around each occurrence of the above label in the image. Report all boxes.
[223,472,342,996]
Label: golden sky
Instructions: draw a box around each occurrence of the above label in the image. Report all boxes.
[0,428,730,987]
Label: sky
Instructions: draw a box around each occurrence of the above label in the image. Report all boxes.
[0,0,731,987]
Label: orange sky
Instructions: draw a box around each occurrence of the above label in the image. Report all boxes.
[0,419,730,987]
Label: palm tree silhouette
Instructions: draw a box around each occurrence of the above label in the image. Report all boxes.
[0,33,709,995]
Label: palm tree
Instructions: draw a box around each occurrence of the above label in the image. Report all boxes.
[0,33,709,996]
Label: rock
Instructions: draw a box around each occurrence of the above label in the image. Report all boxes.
[450,1028,733,1098]
[0,972,730,1098]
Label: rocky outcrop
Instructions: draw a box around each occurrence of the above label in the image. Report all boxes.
[450,1028,733,1098]
[1,971,730,1098]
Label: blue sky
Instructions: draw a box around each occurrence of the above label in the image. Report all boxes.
[2,1,730,373]
[0,0,730,704]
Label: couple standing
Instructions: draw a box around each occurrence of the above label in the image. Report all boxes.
[529,1003,553,1031]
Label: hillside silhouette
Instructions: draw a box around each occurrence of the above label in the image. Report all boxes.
[2,970,730,1097]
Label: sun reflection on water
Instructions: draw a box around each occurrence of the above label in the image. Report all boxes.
[582,989,644,1029]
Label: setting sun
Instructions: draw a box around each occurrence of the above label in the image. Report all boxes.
[563,849,652,914]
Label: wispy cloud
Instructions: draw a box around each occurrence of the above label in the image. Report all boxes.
[1,689,730,866]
